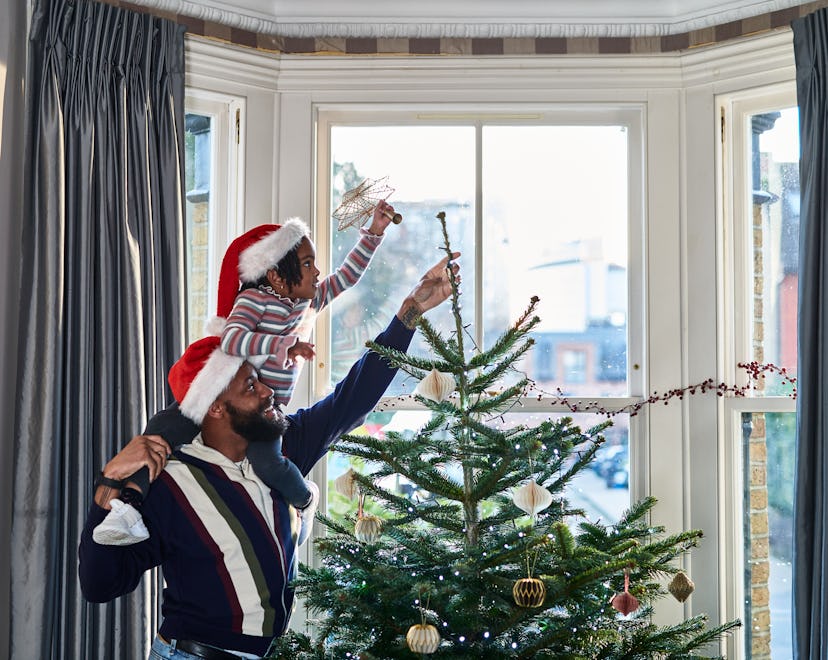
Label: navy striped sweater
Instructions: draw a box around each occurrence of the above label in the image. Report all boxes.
[79,316,413,657]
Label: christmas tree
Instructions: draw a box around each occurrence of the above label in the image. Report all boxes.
[267,213,740,659]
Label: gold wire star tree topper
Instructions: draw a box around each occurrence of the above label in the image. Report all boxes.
[332,176,403,230]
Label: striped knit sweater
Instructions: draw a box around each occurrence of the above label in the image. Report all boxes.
[79,316,414,657]
[221,228,384,405]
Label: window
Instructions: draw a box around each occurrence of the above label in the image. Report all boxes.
[316,109,644,526]
[183,93,244,341]
[560,347,588,384]
[722,90,798,660]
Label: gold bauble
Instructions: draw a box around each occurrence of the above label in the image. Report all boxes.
[668,571,695,602]
[406,623,441,654]
[354,514,383,543]
[512,577,546,608]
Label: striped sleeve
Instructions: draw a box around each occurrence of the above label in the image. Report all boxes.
[221,289,297,363]
[313,229,383,311]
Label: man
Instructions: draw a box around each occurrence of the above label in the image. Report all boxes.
[78,253,460,660]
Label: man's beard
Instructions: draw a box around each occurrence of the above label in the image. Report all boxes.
[225,400,289,444]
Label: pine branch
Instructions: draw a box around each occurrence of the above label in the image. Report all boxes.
[466,381,529,414]
[417,314,462,364]
[363,340,453,377]
[468,297,541,370]
[467,343,534,392]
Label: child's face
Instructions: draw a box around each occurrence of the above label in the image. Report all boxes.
[286,237,320,300]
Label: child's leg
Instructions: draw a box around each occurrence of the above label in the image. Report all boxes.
[246,439,313,509]
[123,403,201,498]
[93,403,199,546]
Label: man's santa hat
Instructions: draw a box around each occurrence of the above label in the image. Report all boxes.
[169,335,245,424]
[206,218,310,336]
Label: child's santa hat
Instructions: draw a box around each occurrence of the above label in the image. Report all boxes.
[206,218,310,336]
[169,335,245,424]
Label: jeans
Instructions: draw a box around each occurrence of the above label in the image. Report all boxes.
[148,636,261,660]
[148,636,204,660]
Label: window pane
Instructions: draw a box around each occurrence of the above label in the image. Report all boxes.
[482,126,629,397]
[184,113,213,345]
[328,410,629,526]
[750,109,799,394]
[743,411,793,659]
[329,126,476,393]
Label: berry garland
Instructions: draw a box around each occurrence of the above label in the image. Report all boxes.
[374,361,796,418]
[539,361,797,418]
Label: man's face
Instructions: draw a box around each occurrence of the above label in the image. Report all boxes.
[220,364,289,442]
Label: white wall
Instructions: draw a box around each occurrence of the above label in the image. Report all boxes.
[0,0,27,656]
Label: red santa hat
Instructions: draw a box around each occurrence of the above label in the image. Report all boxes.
[168,335,245,424]
[206,218,310,336]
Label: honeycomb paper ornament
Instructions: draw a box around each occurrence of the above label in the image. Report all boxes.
[668,571,695,602]
[406,623,441,654]
[513,480,554,517]
[354,514,383,543]
[334,468,359,500]
[513,577,546,608]
[414,369,455,403]
[610,570,640,616]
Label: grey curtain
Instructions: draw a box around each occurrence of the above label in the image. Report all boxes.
[11,1,186,658]
[793,9,828,659]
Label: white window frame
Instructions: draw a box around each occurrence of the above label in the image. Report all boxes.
[311,103,651,557]
[314,105,646,394]
[718,83,798,660]
[184,90,245,322]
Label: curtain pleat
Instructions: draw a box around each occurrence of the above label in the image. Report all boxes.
[793,9,828,659]
[12,1,185,657]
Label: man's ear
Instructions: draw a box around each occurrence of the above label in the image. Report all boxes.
[205,400,225,420]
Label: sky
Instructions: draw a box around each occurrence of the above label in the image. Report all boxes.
[331,124,629,266]
[759,106,799,163]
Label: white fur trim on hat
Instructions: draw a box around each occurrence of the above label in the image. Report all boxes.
[179,348,245,424]
[204,315,228,337]
[238,217,310,282]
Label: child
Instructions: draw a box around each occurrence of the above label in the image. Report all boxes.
[92,201,396,546]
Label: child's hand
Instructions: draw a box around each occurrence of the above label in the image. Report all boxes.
[366,199,396,236]
[288,341,316,362]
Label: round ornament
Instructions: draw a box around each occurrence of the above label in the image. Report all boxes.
[406,623,441,654]
[414,369,455,403]
[513,480,554,517]
[668,571,695,602]
[512,577,546,608]
[354,514,383,543]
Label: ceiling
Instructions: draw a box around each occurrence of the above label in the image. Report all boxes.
[139,0,813,38]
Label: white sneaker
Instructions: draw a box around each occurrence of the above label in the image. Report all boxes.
[92,499,150,546]
[296,480,319,546]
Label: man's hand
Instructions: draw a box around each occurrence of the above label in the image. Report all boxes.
[397,252,461,328]
[95,435,172,508]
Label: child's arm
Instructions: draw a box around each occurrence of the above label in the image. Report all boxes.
[312,200,396,311]
[221,289,301,366]
[365,199,395,237]
[288,340,315,363]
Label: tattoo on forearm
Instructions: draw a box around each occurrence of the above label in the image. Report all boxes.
[401,302,424,330]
